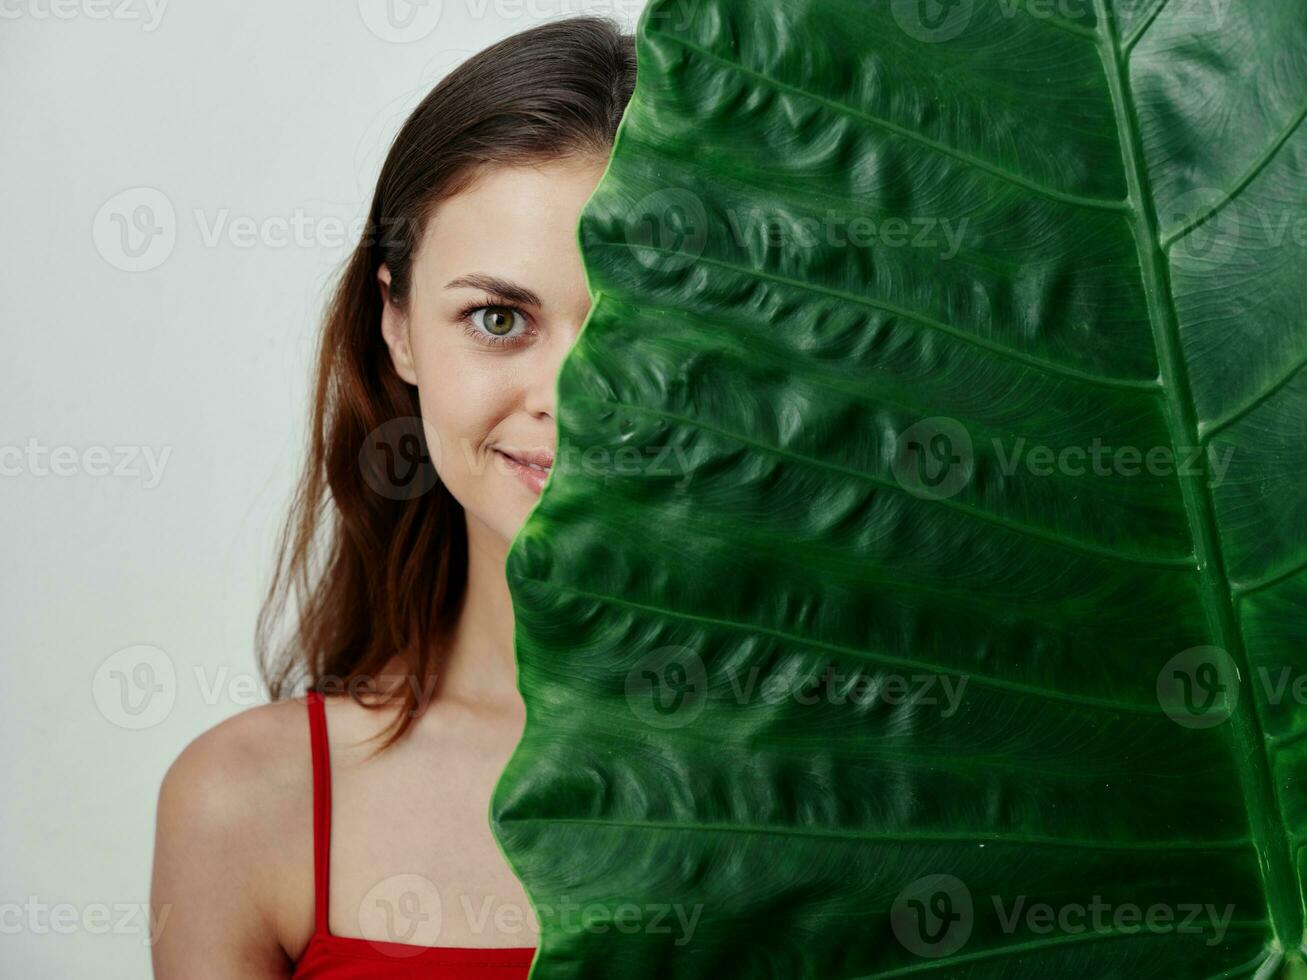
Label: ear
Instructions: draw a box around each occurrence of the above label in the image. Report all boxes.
[378,263,418,386]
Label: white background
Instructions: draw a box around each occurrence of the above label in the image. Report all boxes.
[0,0,647,975]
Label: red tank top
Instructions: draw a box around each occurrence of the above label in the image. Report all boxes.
[291,691,537,978]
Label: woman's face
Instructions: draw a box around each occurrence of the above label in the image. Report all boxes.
[379,154,607,548]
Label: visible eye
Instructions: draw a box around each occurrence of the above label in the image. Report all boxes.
[467,305,528,341]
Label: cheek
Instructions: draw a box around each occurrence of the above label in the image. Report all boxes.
[409,337,516,481]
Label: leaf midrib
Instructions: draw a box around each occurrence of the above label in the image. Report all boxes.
[1092,0,1304,955]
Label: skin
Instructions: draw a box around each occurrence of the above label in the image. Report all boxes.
[150,154,606,977]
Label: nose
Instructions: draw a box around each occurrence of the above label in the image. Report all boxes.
[522,367,554,422]
[523,318,586,421]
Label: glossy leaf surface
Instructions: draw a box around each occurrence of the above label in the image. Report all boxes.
[492,0,1307,975]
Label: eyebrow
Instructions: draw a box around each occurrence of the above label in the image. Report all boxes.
[444,273,543,308]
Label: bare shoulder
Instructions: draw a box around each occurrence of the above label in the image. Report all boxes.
[151,698,314,977]
[157,697,311,835]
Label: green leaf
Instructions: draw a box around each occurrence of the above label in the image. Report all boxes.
[491,0,1307,975]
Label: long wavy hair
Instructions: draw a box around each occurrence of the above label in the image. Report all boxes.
[256,17,636,753]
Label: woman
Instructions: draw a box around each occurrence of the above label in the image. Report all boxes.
[149,18,636,977]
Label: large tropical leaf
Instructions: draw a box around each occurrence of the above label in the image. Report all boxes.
[491,0,1307,975]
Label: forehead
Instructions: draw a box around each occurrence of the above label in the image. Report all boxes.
[414,157,608,287]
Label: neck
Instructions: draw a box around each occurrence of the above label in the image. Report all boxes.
[435,510,522,710]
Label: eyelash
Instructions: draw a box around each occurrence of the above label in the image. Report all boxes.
[457,296,535,348]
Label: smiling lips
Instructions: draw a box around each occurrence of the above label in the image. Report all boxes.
[494,447,554,495]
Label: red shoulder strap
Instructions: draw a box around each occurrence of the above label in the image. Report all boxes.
[305,690,331,936]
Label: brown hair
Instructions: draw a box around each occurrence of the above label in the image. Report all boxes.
[256,16,636,752]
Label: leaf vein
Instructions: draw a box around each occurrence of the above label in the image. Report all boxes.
[506,815,1251,853]
[646,29,1132,216]
[1200,343,1307,442]
[1163,99,1307,251]
[535,578,1170,716]
[595,241,1162,393]
[575,393,1194,570]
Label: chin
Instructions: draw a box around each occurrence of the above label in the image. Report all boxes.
[503,505,535,541]
[472,500,532,550]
